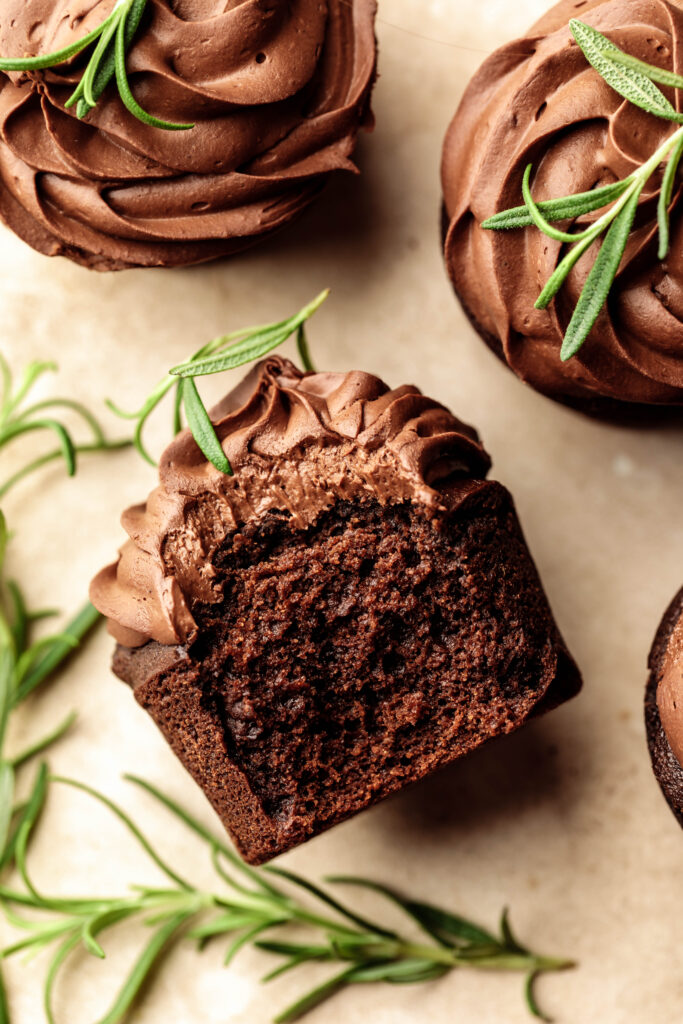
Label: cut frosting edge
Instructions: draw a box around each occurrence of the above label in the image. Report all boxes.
[90,357,493,648]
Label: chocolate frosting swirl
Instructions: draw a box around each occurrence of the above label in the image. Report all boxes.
[90,356,492,647]
[443,0,683,408]
[0,0,377,270]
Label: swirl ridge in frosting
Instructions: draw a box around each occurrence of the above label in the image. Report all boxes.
[90,356,493,647]
[0,0,377,270]
[442,0,683,408]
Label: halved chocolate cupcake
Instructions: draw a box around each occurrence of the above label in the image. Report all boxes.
[91,357,581,863]
[646,587,683,827]
[0,0,377,270]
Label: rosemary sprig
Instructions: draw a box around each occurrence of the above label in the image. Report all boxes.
[482,19,683,360]
[0,354,130,499]
[0,773,573,1024]
[0,508,101,862]
[107,290,328,474]
[0,0,193,131]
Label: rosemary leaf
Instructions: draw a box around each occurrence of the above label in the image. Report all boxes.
[189,913,271,940]
[0,762,14,855]
[9,711,77,770]
[44,933,82,1024]
[350,959,448,984]
[14,634,79,689]
[180,378,232,475]
[268,867,396,939]
[0,963,8,1024]
[172,324,296,377]
[255,939,333,960]
[482,179,632,230]
[172,381,183,436]
[526,970,553,1023]
[328,876,496,947]
[0,763,48,874]
[2,419,76,478]
[113,5,194,131]
[96,912,191,1024]
[560,186,641,360]
[51,776,192,893]
[123,774,282,898]
[0,359,131,498]
[0,649,11,751]
[0,21,110,73]
[273,967,357,1024]
[71,0,147,118]
[657,131,683,258]
[223,922,274,966]
[500,907,528,953]
[170,291,329,379]
[261,955,316,983]
[296,324,316,373]
[81,11,121,109]
[13,603,101,706]
[570,20,682,122]
[522,165,595,243]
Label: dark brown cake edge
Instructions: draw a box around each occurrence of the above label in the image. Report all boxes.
[439,202,683,425]
[114,634,581,864]
[645,585,683,828]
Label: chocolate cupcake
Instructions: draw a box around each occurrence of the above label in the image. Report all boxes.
[91,356,581,864]
[0,0,377,270]
[442,0,683,414]
[646,586,683,827]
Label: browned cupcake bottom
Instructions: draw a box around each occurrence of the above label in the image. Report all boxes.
[646,586,683,828]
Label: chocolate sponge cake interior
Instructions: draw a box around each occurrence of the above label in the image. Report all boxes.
[92,358,581,863]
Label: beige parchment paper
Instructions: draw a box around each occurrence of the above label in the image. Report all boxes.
[1,1,682,1022]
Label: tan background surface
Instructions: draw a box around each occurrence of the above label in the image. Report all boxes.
[2,1,682,1021]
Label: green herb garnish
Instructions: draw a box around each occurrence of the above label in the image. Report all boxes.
[0,0,193,131]
[0,772,573,1024]
[482,19,683,360]
[0,342,575,1022]
[0,509,102,1018]
[0,354,130,499]
[107,290,328,474]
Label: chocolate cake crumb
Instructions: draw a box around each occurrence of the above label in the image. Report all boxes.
[114,491,580,864]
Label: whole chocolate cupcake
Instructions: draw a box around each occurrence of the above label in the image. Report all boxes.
[647,586,683,827]
[442,0,683,414]
[91,356,581,864]
[0,0,377,270]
